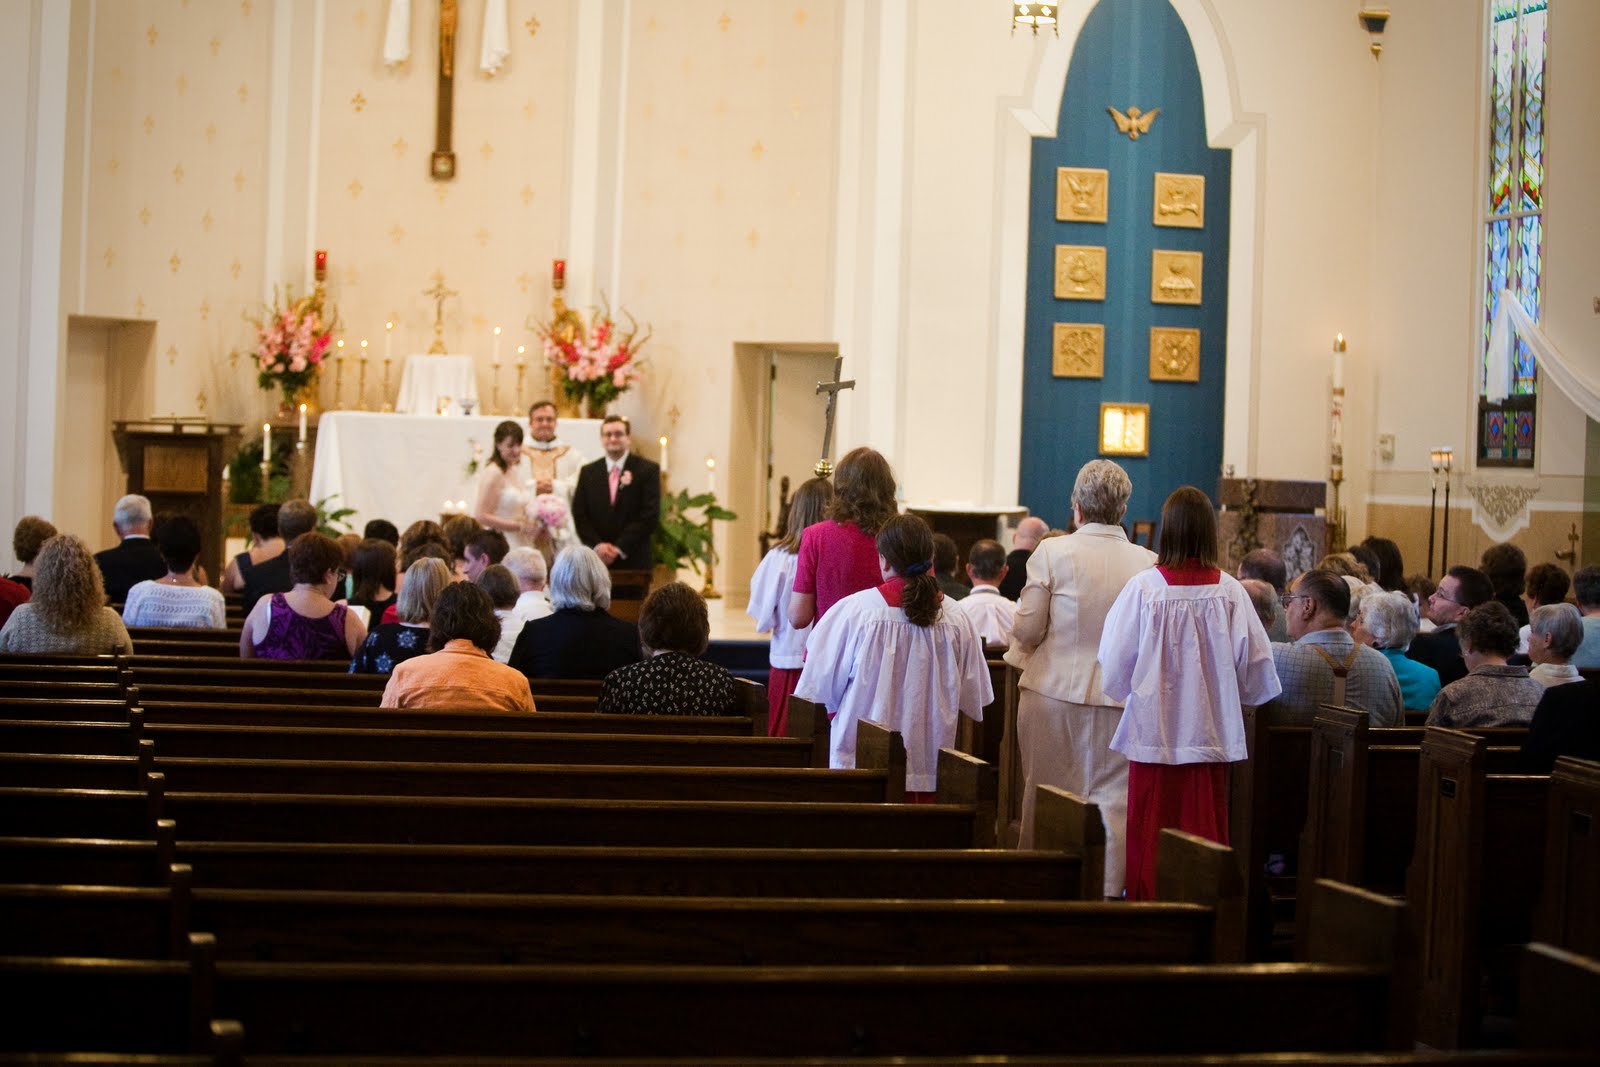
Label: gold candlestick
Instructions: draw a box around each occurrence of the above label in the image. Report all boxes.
[701,516,722,600]
[515,362,527,412]
[356,360,368,411]
[381,358,393,413]
[491,364,502,415]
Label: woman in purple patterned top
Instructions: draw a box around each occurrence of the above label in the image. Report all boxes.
[240,532,366,660]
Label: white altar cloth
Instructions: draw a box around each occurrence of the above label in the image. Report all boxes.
[309,411,604,530]
[395,354,480,416]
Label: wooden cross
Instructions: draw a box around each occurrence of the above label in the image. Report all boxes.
[813,356,856,478]
[430,0,459,180]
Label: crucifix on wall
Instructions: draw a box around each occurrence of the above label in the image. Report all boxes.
[430,0,459,180]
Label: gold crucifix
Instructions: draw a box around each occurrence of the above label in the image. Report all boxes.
[430,0,459,180]
[423,271,458,354]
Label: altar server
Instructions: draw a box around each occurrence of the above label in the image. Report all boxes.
[1099,486,1281,900]
[746,477,832,736]
[795,514,992,798]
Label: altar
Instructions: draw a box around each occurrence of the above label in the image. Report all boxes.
[309,411,604,530]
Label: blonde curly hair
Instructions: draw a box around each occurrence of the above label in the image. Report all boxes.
[30,534,107,632]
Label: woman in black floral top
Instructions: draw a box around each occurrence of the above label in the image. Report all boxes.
[349,557,450,674]
[598,582,738,716]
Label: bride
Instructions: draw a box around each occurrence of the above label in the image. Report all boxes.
[473,420,539,549]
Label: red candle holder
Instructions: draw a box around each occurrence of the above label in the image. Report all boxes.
[314,249,328,282]
[552,258,566,290]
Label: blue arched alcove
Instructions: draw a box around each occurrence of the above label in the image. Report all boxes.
[1017,0,1232,527]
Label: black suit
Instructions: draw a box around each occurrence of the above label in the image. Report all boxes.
[1407,626,1467,687]
[1522,678,1600,772]
[572,453,661,570]
[508,608,642,680]
[94,537,166,603]
[997,548,1032,601]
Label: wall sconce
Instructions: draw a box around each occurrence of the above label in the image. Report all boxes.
[1359,6,1390,59]
[1099,403,1150,457]
[1012,3,1058,37]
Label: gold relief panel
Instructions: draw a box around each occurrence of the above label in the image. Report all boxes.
[1153,172,1204,228]
[1151,250,1202,306]
[1099,403,1150,457]
[1149,327,1200,383]
[1056,167,1108,223]
[1054,245,1106,301]
[1052,323,1104,379]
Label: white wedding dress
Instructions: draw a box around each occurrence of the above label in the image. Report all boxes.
[478,466,533,550]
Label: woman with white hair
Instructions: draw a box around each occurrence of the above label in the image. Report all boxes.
[507,544,641,679]
[1003,460,1156,898]
[0,535,133,654]
[1351,589,1441,711]
[1526,603,1584,688]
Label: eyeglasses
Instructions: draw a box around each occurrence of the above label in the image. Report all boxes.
[1278,594,1311,607]
[1428,590,1461,605]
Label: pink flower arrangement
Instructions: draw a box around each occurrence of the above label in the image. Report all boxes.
[538,295,650,410]
[249,287,337,403]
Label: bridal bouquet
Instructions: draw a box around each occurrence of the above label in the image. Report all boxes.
[249,287,337,406]
[524,493,570,532]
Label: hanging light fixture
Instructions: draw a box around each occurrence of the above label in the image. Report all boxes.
[1013,3,1058,37]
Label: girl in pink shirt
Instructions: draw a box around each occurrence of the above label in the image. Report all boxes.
[789,447,900,629]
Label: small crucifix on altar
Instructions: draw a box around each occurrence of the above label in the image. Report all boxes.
[423,271,458,354]
[430,0,459,180]
[814,356,856,478]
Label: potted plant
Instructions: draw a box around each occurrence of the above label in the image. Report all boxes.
[653,488,736,585]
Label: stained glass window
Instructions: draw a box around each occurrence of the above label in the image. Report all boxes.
[1482,0,1546,398]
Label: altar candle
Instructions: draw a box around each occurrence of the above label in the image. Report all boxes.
[706,456,716,497]
[515,344,526,366]
[360,338,369,358]
[262,421,271,458]
[659,435,669,475]
[552,259,565,286]
[384,321,394,364]
[1332,333,1346,391]
[336,339,345,356]
[492,325,502,366]
[298,403,307,443]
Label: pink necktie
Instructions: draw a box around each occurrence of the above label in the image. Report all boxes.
[608,465,620,504]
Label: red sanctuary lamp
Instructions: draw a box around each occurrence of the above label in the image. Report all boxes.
[552,258,566,291]
[314,249,328,284]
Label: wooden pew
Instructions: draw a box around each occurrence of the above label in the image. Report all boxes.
[1407,727,1552,1049]
[1534,757,1600,956]
[1231,704,1311,953]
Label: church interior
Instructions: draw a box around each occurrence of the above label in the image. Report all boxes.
[2,0,1599,1060]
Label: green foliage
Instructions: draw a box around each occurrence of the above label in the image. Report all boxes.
[314,495,356,537]
[653,489,737,574]
[228,439,295,504]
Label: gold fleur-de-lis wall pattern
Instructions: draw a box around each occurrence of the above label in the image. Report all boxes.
[83,0,843,430]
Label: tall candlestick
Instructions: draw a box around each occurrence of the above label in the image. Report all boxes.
[706,456,716,497]
[262,422,271,460]
[1332,333,1346,391]
[358,339,369,411]
[492,325,502,366]
[314,249,328,282]
[385,321,394,365]
[659,436,670,475]
[298,403,307,443]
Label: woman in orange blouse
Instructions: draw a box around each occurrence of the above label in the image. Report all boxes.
[380,581,535,713]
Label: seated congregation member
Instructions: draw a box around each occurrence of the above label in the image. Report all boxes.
[441,514,484,578]
[1358,536,1407,593]
[95,494,167,602]
[1005,459,1155,895]
[1518,562,1571,654]
[1526,603,1584,689]
[381,582,535,713]
[1408,565,1494,686]
[503,547,553,623]
[350,558,450,674]
[475,564,525,663]
[8,514,57,589]
[796,514,992,798]
[1407,574,1439,634]
[1570,565,1600,669]
[240,532,366,661]
[1263,569,1402,727]
[347,538,398,623]
[363,518,400,545]
[0,575,26,629]
[1426,602,1544,728]
[954,539,1015,650]
[223,503,283,594]
[1237,548,1289,641]
[508,545,641,680]
[997,516,1049,601]
[1239,579,1279,634]
[788,446,898,630]
[599,582,738,716]
[0,535,133,654]
[1099,487,1282,901]
[1522,677,1600,772]
[240,499,320,614]
[747,476,831,736]
[462,529,510,582]
[121,515,226,629]
[1481,542,1530,628]
[1351,589,1441,712]
[379,542,454,626]
[931,533,968,601]
[397,519,448,562]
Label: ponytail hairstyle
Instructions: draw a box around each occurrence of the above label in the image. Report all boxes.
[773,477,834,554]
[876,514,940,627]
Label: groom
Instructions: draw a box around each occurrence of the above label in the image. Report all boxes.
[572,414,659,570]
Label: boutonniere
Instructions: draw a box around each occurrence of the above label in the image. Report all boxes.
[619,469,634,488]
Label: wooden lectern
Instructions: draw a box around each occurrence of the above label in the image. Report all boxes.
[111,420,242,587]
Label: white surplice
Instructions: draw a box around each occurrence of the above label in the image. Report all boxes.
[953,584,1016,649]
[1098,569,1282,765]
[746,548,809,669]
[795,585,993,791]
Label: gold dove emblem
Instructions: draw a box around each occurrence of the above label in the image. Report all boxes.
[1108,105,1160,141]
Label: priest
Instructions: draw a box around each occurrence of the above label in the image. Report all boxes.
[522,400,585,557]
